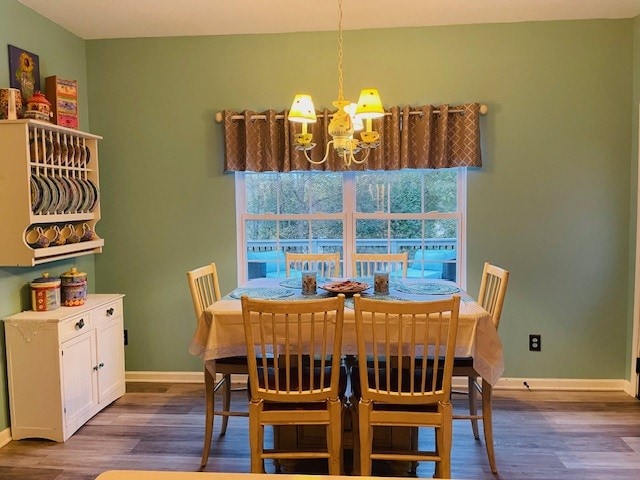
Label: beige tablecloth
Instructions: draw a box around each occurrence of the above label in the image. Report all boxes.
[189,278,504,386]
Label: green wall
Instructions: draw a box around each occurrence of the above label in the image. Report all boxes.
[0,0,638,433]
[86,20,633,379]
[0,1,94,434]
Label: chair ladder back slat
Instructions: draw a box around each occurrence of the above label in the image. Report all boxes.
[354,294,460,404]
[242,295,345,401]
[409,313,417,394]
[352,252,408,279]
[259,312,270,393]
[285,252,341,278]
[391,312,399,394]
[187,263,222,320]
[477,262,510,330]
[416,313,426,394]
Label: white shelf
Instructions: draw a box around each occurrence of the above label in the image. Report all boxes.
[0,120,104,266]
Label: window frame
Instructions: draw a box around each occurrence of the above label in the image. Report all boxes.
[235,169,467,289]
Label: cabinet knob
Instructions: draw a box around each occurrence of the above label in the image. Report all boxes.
[75,319,85,330]
[99,362,105,369]
[106,308,114,316]
[93,364,99,371]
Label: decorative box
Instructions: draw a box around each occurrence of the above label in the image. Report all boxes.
[45,76,78,129]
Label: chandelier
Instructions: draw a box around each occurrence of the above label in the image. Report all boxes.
[287,0,385,166]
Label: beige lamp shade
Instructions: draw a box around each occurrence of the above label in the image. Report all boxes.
[289,94,317,123]
[355,88,385,119]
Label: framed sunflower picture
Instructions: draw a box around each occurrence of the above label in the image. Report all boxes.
[8,45,40,106]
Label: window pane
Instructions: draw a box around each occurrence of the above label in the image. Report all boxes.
[424,169,457,213]
[278,172,344,214]
[390,219,423,254]
[407,219,458,281]
[310,173,343,214]
[246,219,276,243]
[246,220,284,279]
[280,173,310,214]
[246,172,278,214]
[311,220,344,269]
[279,220,309,250]
[355,172,387,213]
[311,220,343,252]
[355,219,388,253]
[389,171,422,213]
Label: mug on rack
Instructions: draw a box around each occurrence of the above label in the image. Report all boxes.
[44,225,60,246]
[50,225,67,246]
[25,226,50,248]
[76,222,97,242]
[64,224,81,244]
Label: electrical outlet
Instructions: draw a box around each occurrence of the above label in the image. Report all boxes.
[529,334,541,352]
[124,329,128,346]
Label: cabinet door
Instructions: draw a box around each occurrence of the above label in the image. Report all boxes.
[61,330,97,431]
[96,315,125,403]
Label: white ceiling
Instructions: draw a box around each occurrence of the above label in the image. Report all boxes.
[18,0,640,40]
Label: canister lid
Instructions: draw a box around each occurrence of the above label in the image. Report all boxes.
[61,267,87,280]
[27,91,51,107]
[30,272,61,287]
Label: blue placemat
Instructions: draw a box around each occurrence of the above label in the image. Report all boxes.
[395,282,460,295]
[279,277,330,289]
[229,287,295,299]
[350,276,402,287]
[344,293,406,309]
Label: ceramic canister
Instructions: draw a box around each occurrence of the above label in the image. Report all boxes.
[60,266,87,306]
[24,91,52,122]
[30,272,61,311]
[0,87,22,120]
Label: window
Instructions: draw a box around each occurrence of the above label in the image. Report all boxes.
[235,169,466,287]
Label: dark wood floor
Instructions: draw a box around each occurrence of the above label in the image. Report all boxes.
[0,382,639,479]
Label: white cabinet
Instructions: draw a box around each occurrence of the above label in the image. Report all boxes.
[3,294,125,442]
[0,119,103,266]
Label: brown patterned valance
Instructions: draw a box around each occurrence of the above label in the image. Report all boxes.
[223,103,483,172]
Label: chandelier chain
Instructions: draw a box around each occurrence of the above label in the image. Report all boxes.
[288,0,383,166]
[337,0,344,102]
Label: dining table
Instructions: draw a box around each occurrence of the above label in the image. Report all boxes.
[189,276,504,470]
[189,276,504,387]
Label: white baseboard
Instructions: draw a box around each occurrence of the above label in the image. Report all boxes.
[126,371,632,394]
[125,371,207,383]
[490,377,629,392]
[0,428,11,448]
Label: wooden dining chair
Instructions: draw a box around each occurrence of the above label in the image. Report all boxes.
[352,294,460,478]
[285,252,341,278]
[452,261,509,474]
[187,263,249,469]
[241,294,346,474]
[351,252,408,279]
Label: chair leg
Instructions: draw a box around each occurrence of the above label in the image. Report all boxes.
[220,373,231,436]
[468,374,480,440]
[358,401,373,476]
[248,401,264,473]
[200,366,215,470]
[481,379,497,474]
[327,399,343,475]
[349,403,361,475]
[435,404,453,479]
